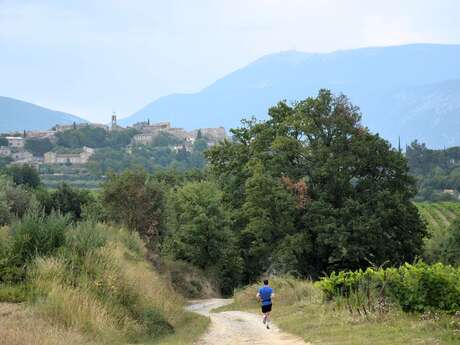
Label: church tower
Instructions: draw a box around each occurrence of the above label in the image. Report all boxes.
[111,112,117,129]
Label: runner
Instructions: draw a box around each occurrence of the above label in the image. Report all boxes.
[256,279,274,329]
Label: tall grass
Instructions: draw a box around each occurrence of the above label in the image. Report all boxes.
[1,215,207,345]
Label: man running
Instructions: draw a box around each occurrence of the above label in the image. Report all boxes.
[256,279,274,329]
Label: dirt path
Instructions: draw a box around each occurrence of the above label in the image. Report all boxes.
[187,299,309,345]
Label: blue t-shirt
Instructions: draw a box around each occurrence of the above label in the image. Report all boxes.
[258,286,273,306]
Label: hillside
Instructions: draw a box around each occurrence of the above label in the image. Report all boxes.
[121,43,460,148]
[0,96,86,132]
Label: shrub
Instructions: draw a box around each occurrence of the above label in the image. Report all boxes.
[11,211,68,262]
[318,262,460,313]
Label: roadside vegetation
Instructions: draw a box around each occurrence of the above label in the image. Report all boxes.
[223,276,460,345]
[0,216,209,345]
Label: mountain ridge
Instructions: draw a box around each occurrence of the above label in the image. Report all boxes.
[0,96,87,133]
[120,43,460,148]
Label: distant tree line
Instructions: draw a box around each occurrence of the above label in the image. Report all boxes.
[406,141,460,201]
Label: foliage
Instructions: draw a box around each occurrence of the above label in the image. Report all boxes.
[37,183,94,221]
[0,211,69,283]
[207,90,427,280]
[24,138,53,157]
[407,141,460,201]
[56,126,138,149]
[56,126,107,148]
[0,175,37,225]
[150,132,184,147]
[318,262,460,313]
[0,156,12,170]
[5,164,41,188]
[0,136,8,146]
[163,181,242,295]
[87,144,207,176]
[441,218,460,265]
[102,170,166,250]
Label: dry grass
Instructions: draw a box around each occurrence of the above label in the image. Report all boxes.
[0,303,97,345]
[0,225,210,345]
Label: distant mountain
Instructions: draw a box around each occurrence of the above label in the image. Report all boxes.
[0,96,86,133]
[121,43,460,148]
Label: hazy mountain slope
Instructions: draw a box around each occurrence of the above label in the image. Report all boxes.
[0,96,86,133]
[122,44,460,148]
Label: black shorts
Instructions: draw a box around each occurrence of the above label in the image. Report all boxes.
[261,304,272,313]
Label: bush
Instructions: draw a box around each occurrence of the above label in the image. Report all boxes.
[318,262,460,313]
[10,211,68,267]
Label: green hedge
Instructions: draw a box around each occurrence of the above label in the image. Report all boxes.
[318,262,460,313]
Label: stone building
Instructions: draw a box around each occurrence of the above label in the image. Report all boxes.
[0,146,11,157]
[6,136,25,149]
[25,130,56,141]
[191,127,227,142]
[10,151,34,163]
[44,147,95,165]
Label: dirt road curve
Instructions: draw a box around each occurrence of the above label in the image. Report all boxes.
[187,299,309,345]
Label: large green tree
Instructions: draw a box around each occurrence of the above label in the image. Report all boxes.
[207,90,427,279]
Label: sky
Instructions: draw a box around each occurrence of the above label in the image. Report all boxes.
[1,0,460,123]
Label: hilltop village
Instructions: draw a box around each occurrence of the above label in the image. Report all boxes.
[0,115,227,168]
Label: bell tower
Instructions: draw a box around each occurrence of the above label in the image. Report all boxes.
[111,112,117,128]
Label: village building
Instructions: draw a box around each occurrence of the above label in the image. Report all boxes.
[191,127,227,142]
[10,150,34,163]
[132,133,155,145]
[131,120,226,146]
[25,130,56,141]
[6,136,25,149]
[44,147,95,165]
[0,146,12,157]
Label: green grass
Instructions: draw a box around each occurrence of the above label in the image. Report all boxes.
[223,277,460,345]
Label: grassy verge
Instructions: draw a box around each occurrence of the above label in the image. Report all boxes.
[222,276,460,345]
[0,220,210,345]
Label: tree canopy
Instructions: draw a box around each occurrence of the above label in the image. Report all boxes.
[207,89,427,280]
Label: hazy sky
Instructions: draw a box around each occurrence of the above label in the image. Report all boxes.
[1,0,460,122]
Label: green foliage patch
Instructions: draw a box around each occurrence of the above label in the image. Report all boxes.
[318,262,460,313]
